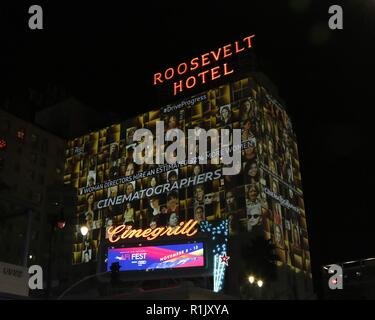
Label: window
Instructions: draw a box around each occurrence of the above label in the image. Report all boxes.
[17,129,25,141]
[0,119,10,132]
[31,231,39,241]
[27,188,33,200]
[57,146,64,157]
[32,192,42,203]
[28,170,35,181]
[40,157,47,168]
[14,162,20,173]
[41,138,49,153]
[31,134,38,148]
[38,174,44,185]
[30,152,37,164]
[0,138,6,150]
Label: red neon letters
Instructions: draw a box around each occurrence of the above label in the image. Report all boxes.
[153,35,255,95]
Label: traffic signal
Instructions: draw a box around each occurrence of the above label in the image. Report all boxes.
[56,208,66,229]
[57,218,66,229]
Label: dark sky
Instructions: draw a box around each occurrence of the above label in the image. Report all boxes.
[2,0,375,295]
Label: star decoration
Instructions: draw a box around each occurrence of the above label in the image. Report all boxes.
[220,254,230,266]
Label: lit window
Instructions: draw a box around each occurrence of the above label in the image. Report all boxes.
[17,129,25,140]
[0,138,6,150]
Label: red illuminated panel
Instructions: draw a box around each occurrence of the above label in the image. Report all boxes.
[0,139,7,149]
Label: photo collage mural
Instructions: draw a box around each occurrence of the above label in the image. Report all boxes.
[64,75,311,276]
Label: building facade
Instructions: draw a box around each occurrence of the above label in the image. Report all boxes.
[63,75,313,299]
[0,109,67,271]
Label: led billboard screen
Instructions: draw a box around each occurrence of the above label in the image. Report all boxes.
[107,242,205,271]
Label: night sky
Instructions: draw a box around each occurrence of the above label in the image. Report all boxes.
[2,1,374,296]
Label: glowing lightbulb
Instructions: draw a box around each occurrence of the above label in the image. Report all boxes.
[248,276,255,284]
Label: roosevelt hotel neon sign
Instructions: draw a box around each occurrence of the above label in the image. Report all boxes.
[153,34,255,95]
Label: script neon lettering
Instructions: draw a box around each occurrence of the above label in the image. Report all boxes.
[108,225,126,242]
[107,219,199,243]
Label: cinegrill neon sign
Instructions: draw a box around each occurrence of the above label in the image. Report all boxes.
[107,219,199,243]
[153,34,255,95]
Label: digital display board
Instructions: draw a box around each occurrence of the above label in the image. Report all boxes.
[107,242,205,271]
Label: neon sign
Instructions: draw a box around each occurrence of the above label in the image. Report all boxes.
[107,219,199,243]
[153,34,256,95]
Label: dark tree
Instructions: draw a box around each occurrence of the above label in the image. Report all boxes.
[241,236,278,282]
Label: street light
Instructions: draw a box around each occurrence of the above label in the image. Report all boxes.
[80,225,89,236]
[257,280,263,288]
[248,275,255,284]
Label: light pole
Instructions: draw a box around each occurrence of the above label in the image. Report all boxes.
[246,274,264,300]
[22,209,33,267]
[257,280,263,299]
[46,212,66,298]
